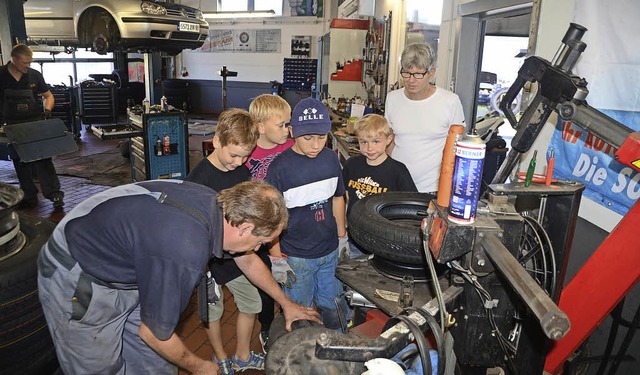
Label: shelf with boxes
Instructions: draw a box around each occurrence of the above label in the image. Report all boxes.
[283,58,318,91]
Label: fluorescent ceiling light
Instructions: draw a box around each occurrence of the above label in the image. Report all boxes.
[204,10,275,19]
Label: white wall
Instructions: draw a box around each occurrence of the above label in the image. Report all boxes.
[178,0,405,87]
[177,19,326,83]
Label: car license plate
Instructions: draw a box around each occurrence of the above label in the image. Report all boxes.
[178,22,199,32]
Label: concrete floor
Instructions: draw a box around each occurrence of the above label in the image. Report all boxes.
[0,125,265,375]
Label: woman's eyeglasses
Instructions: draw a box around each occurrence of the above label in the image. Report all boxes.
[400,70,428,79]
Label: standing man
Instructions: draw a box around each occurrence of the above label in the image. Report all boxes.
[385,43,465,193]
[37,179,321,374]
[0,44,64,208]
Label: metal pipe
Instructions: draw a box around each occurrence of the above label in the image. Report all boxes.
[491,147,521,184]
[480,233,570,340]
[557,101,634,149]
[551,23,588,73]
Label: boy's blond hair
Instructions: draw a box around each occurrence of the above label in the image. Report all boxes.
[215,108,259,149]
[354,114,392,138]
[249,94,291,123]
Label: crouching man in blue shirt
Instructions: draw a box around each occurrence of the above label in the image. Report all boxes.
[37,179,320,375]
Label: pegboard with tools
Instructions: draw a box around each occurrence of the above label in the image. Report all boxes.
[362,12,392,113]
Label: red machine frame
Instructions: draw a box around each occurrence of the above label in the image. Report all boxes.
[544,144,640,373]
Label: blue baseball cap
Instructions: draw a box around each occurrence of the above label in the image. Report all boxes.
[290,97,331,137]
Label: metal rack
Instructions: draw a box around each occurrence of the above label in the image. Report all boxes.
[78,80,117,125]
[50,84,81,138]
[162,80,190,112]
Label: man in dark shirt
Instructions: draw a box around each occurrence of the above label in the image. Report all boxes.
[37,179,320,375]
[0,44,64,208]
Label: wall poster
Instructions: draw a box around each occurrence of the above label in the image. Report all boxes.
[199,29,282,53]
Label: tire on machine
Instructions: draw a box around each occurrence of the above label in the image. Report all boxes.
[348,192,447,279]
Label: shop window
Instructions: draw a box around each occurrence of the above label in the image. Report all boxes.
[31,50,114,85]
[255,0,283,15]
[405,0,443,48]
[41,63,74,86]
[76,62,115,82]
[75,50,113,59]
[218,0,284,15]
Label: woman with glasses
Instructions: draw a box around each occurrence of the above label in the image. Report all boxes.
[384,43,465,194]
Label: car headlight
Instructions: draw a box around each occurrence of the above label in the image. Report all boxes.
[195,10,204,21]
[141,1,167,16]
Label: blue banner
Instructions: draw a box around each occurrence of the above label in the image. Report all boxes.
[549,109,640,215]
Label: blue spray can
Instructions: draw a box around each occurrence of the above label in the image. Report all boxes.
[448,134,486,224]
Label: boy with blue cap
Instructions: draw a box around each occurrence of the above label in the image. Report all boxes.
[265,97,347,330]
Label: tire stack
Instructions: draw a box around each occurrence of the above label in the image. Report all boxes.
[0,184,58,375]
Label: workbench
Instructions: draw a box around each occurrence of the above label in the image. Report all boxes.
[328,127,359,165]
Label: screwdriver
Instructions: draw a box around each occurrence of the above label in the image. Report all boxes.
[524,150,537,187]
[545,149,555,186]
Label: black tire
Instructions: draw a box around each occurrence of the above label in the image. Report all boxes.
[266,316,364,375]
[348,192,435,264]
[79,10,120,54]
[0,215,57,374]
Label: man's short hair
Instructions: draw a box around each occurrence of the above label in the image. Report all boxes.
[354,114,392,138]
[401,43,435,72]
[249,94,291,124]
[217,180,288,237]
[214,108,259,150]
[11,44,33,59]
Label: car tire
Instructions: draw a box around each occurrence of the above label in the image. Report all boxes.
[491,87,522,116]
[0,215,58,375]
[79,9,120,54]
[266,315,364,375]
[348,192,435,264]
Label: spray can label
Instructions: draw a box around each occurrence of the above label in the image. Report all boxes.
[142,98,150,113]
[163,134,171,155]
[161,96,168,112]
[448,134,485,224]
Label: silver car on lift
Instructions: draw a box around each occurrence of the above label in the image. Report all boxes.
[23,0,209,54]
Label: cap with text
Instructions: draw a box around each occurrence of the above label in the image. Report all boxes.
[290,97,331,137]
